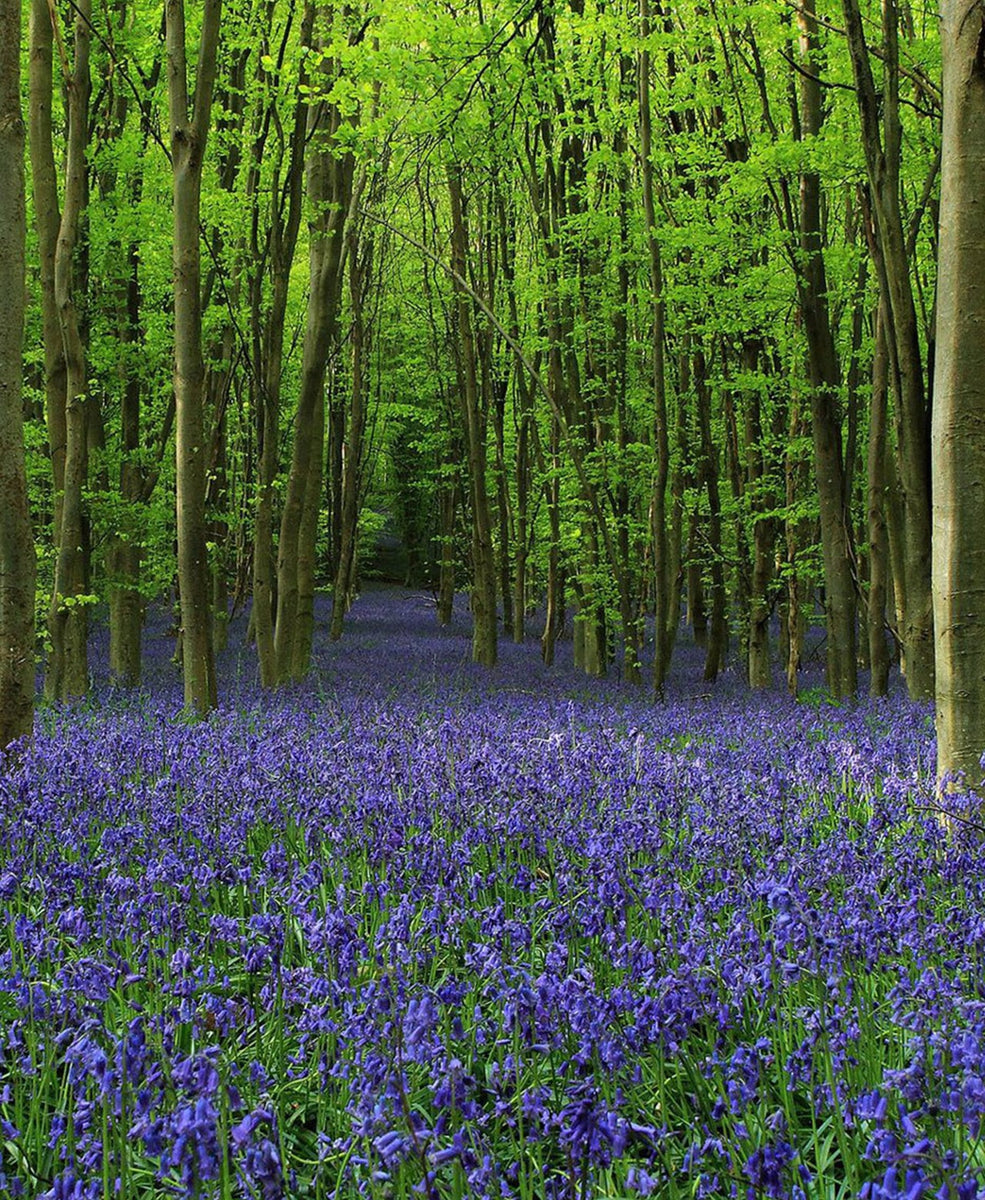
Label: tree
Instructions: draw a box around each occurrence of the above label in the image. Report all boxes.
[0,0,36,748]
[933,0,985,794]
[44,0,92,701]
[273,4,354,683]
[842,0,935,700]
[166,0,223,712]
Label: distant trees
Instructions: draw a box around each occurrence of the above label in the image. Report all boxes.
[0,0,978,801]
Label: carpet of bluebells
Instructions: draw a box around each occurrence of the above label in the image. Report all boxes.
[3,588,984,1200]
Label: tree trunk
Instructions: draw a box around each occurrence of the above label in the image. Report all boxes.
[46,0,91,702]
[745,344,773,689]
[933,0,985,794]
[868,303,891,697]
[842,0,934,699]
[0,0,36,747]
[331,225,370,641]
[252,9,311,686]
[274,40,352,682]
[795,0,856,698]
[28,0,66,547]
[540,417,563,666]
[512,368,531,643]
[436,473,457,626]
[108,239,143,685]
[447,164,497,668]
[785,396,810,696]
[695,349,727,681]
[639,0,673,693]
[166,0,222,713]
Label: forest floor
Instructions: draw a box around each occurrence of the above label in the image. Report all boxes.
[2,587,981,1199]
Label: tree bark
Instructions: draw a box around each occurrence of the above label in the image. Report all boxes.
[694,349,727,681]
[447,164,497,667]
[330,223,370,641]
[868,303,891,697]
[166,0,222,713]
[46,0,92,702]
[933,0,985,794]
[0,0,36,747]
[842,0,934,699]
[109,236,144,685]
[252,5,311,687]
[273,30,352,682]
[795,0,856,698]
[745,344,774,689]
[639,0,673,693]
[28,0,66,547]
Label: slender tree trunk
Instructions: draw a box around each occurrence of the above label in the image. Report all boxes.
[28,0,66,547]
[695,350,727,681]
[933,0,985,794]
[796,0,856,698]
[274,41,352,682]
[331,227,370,641]
[540,417,563,666]
[0,0,36,747]
[868,303,891,697]
[166,0,222,712]
[108,219,144,685]
[640,0,672,693]
[785,396,809,696]
[492,372,514,640]
[724,380,751,673]
[745,344,773,689]
[252,12,310,686]
[292,387,325,678]
[842,0,934,700]
[436,473,456,626]
[447,164,497,667]
[512,368,531,644]
[47,0,91,702]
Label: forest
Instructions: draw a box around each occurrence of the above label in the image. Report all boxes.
[3,0,985,1195]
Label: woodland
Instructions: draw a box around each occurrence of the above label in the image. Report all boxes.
[4,0,985,1195]
[0,0,979,764]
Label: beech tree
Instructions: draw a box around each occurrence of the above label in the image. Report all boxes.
[166,0,223,712]
[933,0,985,794]
[0,0,36,748]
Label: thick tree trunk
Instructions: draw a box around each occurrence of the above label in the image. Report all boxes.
[46,0,91,702]
[166,0,222,713]
[447,165,497,668]
[933,0,985,794]
[0,0,36,747]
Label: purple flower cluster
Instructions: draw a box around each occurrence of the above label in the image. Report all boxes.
[0,590,981,1197]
